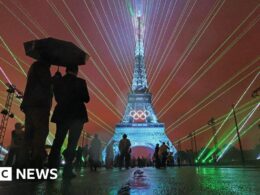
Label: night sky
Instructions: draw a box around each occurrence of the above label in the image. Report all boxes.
[0,0,259,152]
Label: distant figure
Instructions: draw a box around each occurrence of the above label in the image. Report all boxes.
[5,123,25,166]
[137,156,141,167]
[74,146,83,167]
[167,152,174,167]
[105,141,115,169]
[159,142,169,168]
[19,60,52,168]
[177,156,181,167]
[153,144,160,168]
[119,134,131,169]
[89,134,101,171]
[131,157,136,168]
[82,144,89,167]
[48,65,90,178]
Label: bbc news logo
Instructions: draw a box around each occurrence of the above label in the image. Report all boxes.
[0,167,58,181]
[0,167,12,181]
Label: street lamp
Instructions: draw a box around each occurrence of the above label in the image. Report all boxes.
[251,87,259,98]
[193,131,198,162]
[232,104,245,165]
[189,133,194,165]
[208,117,218,164]
[178,141,182,167]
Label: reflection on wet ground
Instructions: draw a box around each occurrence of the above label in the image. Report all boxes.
[0,167,259,194]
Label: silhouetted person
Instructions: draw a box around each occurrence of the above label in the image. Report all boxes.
[89,134,101,171]
[82,144,89,167]
[131,157,136,168]
[177,156,181,167]
[137,157,141,167]
[119,134,131,169]
[75,146,83,167]
[114,154,120,167]
[19,60,52,168]
[105,141,115,169]
[5,123,24,166]
[153,144,160,168]
[48,65,90,178]
[167,152,174,167]
[159,142,169,168]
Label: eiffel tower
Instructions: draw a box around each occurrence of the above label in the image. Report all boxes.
[102,16,176,159]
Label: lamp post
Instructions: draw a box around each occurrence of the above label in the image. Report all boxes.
[189,133,194,165]
[208,117,218,164]
[193,131,198,158]
[232,104,245,165]
[178,141,182,166]
[251,87,260,98]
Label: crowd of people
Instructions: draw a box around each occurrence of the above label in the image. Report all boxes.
[74,134,175,170]
[5,119,175,176]
[4,59,90,178]
[3,59,174,179]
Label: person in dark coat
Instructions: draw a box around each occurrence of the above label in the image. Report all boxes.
[118,134,131,169]
[5,123,24,166]
[18,60,52,168]
[159,142,169,168]
[74,146,83,168]
[48,65,90,178]
[153,144,160,168]
[105,140,115,169]
[89,134,101,171]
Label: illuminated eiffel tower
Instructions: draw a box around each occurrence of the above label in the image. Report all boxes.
[103,16,176,159]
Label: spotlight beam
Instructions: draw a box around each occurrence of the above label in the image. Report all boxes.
[114,0,135,73]
[197,72,259,160]
[152,1,257,105]
[8,3,123,118]
[143,0,161,59]
[88,111,114,133]
[0,36,27,77]
[47,0,127,106]
[90,0,132,81]
[216,104,259,161]
[148,0,197,80]
[173,99,258,144]
[10,1,48,37]
[0,1,39,38]
[63,0,130,93]
[202,104,259,162]
[156,11,259,116]
[146,0,177,76]
[150,0,224,93]
[166,62,259,133]
[0,56,24,75]
[87,0,132,80]
[106,0,133,72]
[79,71,122,118]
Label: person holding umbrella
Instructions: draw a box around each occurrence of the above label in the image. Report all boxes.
[20,37,89,170]
[18,58,53,168]
[48,65,90,178]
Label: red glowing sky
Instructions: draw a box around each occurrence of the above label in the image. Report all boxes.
[0,0,259,151]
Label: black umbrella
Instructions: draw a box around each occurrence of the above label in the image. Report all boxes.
[24,37,89,66]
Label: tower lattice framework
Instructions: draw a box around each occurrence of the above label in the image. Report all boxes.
[102,15,176,160]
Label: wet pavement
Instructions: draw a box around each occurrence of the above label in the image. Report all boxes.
[0,167,259,195]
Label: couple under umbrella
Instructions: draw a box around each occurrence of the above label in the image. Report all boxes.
[20,38,90,178]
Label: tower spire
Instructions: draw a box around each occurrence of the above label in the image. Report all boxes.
[132,16,148,93]
[102,1,177,161]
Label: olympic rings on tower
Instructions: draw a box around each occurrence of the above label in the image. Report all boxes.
[129,110,150,120]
